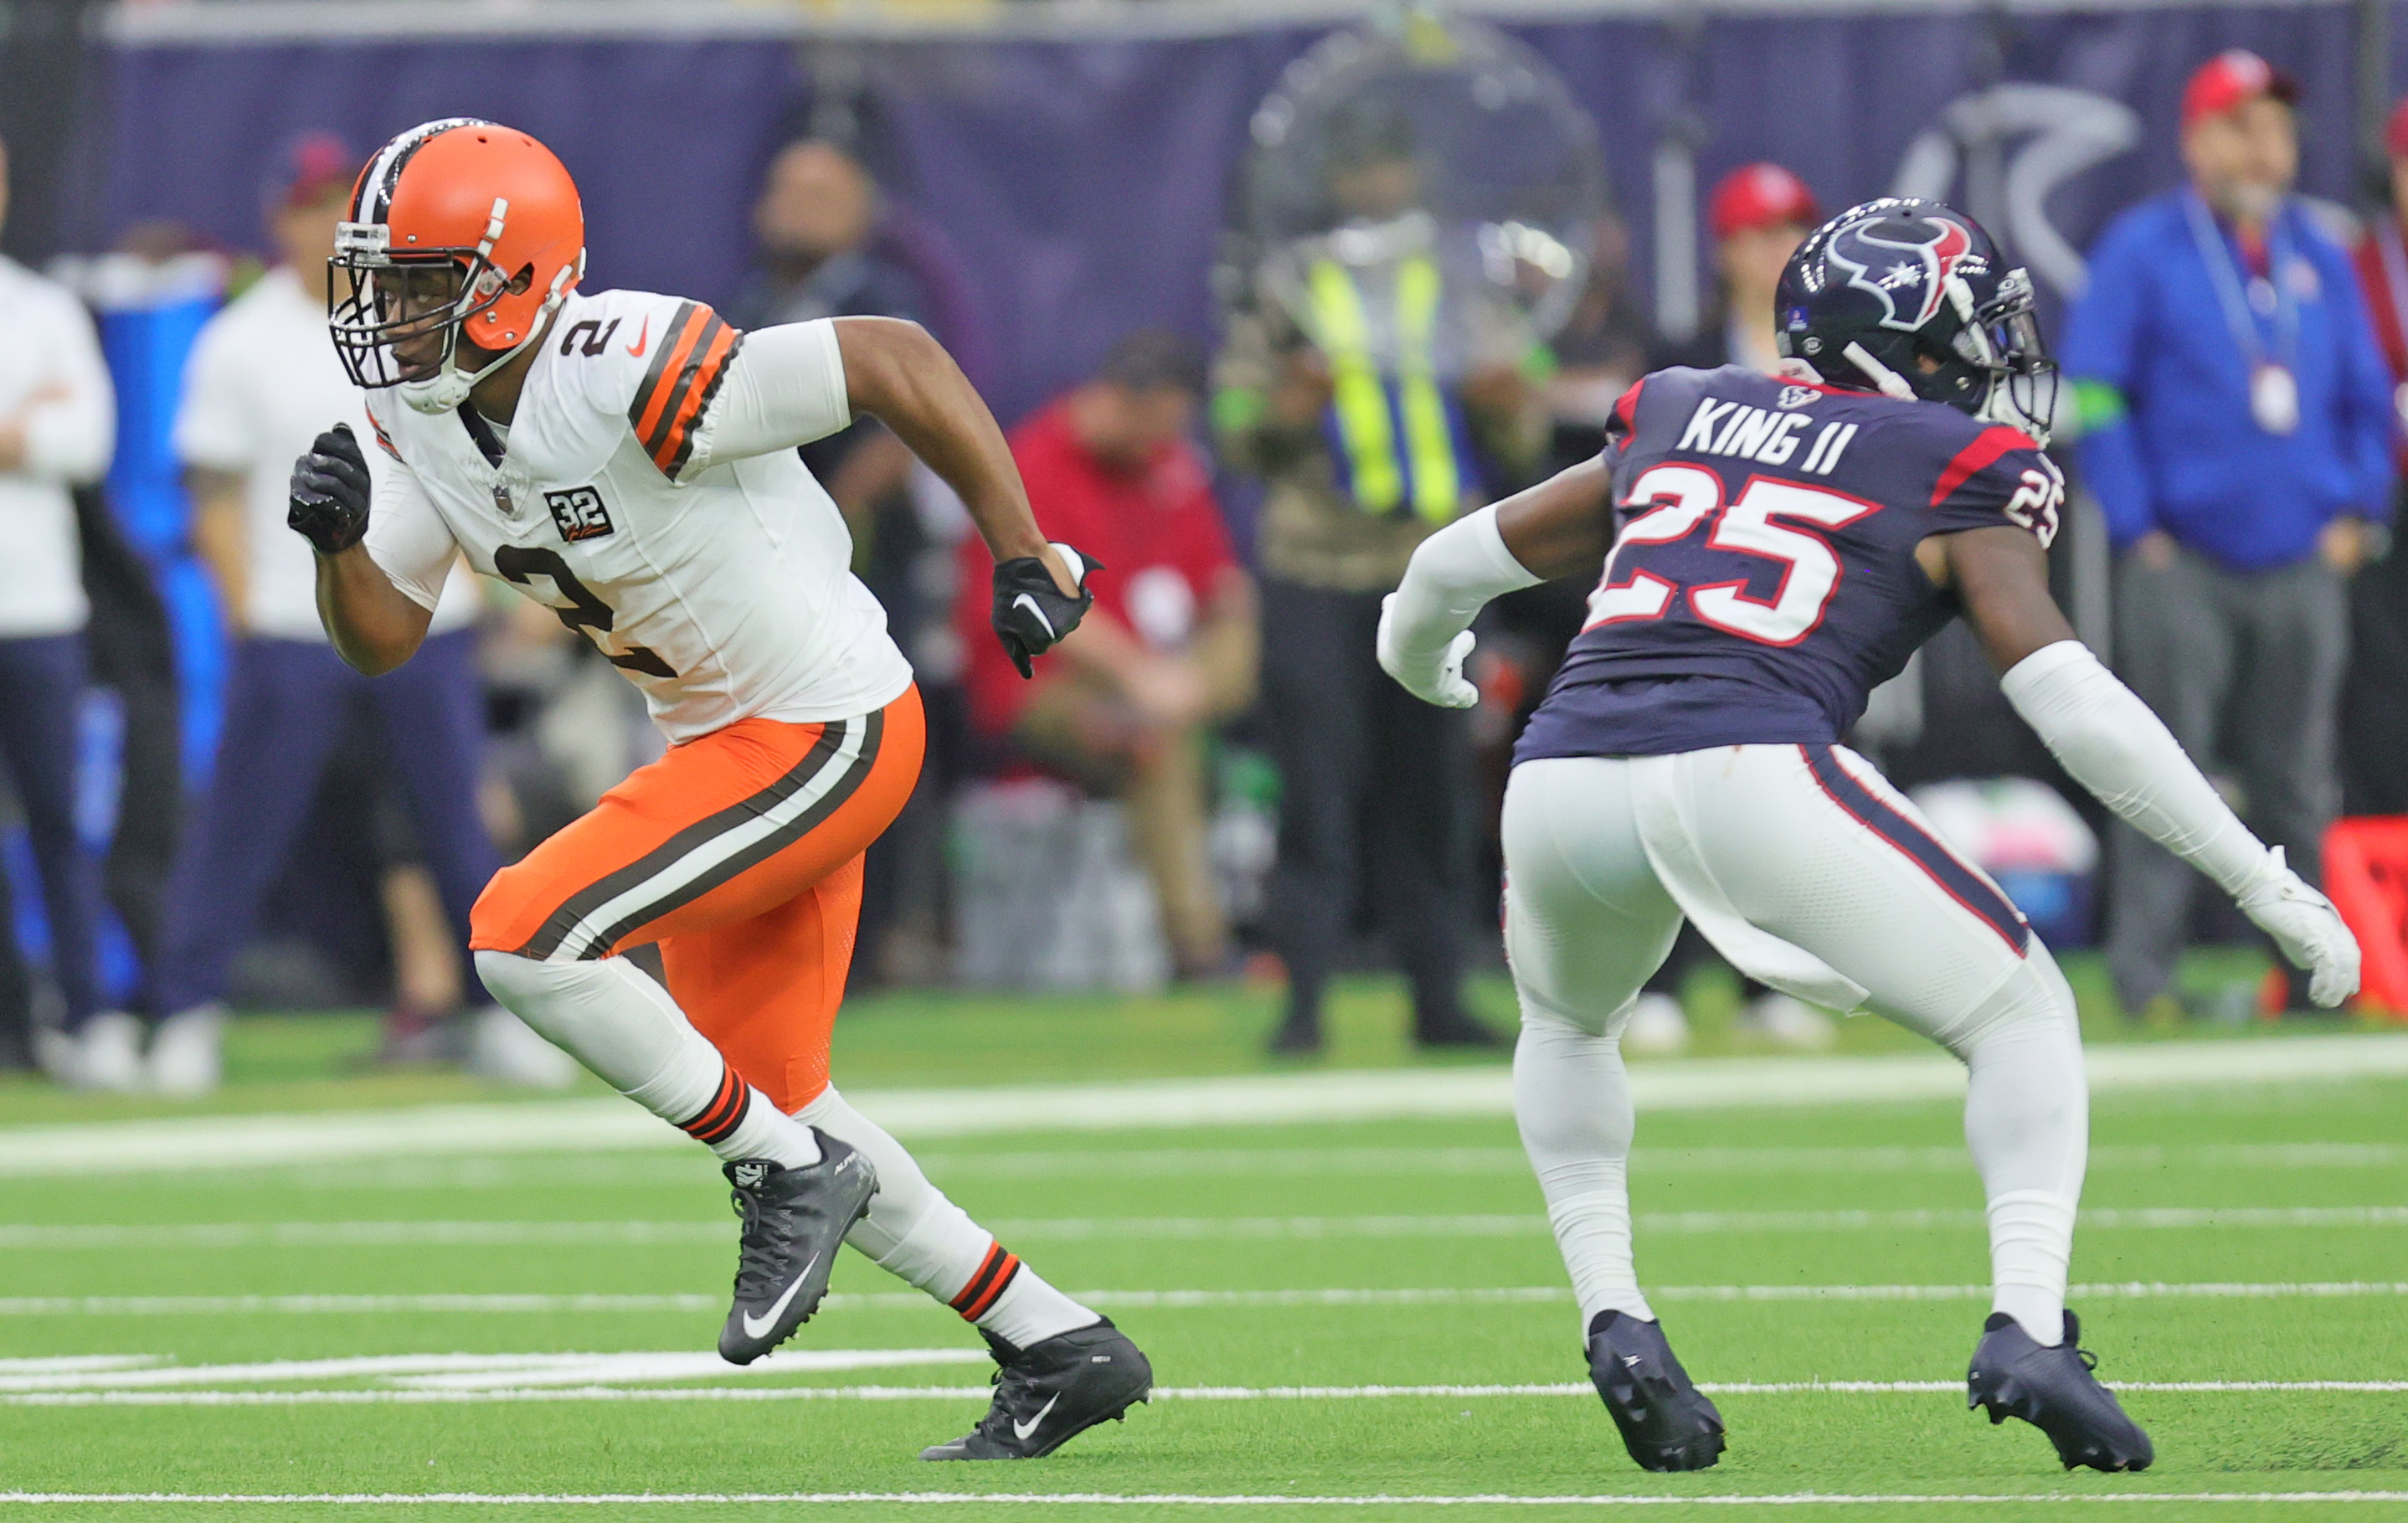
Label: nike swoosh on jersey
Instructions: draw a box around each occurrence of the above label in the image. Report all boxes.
[1012,1393,1062,1443]
[739,1252,819,1339]
[625,317,650,358]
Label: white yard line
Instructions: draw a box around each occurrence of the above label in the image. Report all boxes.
[162,1140,2406,1192]
[3,1034,2403,1178]
[8,1206,2401,1251]
[6,1490,2408,1507]
[0,1349,988,1394]
[6,1378,2405,1407]
[3,1280,2404,1318]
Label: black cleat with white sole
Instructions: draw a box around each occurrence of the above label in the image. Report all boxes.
[1587,1310,1726,1472]
[919,1318,1153,1459]
[1968,1311,2154,1472]
[716,1133,877,1365]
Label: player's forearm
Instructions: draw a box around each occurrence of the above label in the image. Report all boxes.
[836,318,1048,567]
[189,476,250,630]
[1495,457,1613,579]
[314,545,432,677]
[1999,641,2272,897]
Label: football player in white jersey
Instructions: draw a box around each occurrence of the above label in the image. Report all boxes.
[287,119,1148,1459]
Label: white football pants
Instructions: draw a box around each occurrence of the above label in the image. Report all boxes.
[1502,745,2086,1346]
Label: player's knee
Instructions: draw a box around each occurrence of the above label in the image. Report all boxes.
[471,948,556,1014]
[468,866,543,957]
[1514,979,1615,1042]
[1939,941,2077,1058]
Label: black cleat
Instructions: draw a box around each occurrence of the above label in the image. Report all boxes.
[1968,1311,2154,1472]
[716,1132,877,1366]
[1587,1310,1726,1472]
[920,1317,1153,1459]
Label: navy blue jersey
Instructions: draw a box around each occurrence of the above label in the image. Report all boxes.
[1515,366,2061,762]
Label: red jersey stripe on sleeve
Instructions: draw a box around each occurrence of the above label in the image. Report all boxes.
[1929,424,2039,509]
[1611,378,1646,435]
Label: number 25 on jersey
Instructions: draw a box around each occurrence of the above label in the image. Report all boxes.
[1586,466,1878,647]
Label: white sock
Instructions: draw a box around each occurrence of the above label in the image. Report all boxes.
[473,951,819,1168]
[1957,948,2088,1348]
[1514,1000,1656,1330]
[795,1084,1099,1347]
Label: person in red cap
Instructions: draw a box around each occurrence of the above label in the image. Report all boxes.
[1651,162,1820,378]
[1629,161,1838,1056]
[2062,51,2395,1021]
[2340,98,2408,817]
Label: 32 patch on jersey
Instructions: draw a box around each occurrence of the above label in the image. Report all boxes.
[546,486,615,544]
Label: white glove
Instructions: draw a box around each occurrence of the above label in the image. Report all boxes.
[2236,848,2361,1008]
[1377,594,1479,709]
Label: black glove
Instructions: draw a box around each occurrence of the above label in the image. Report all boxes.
[288,422,373,555]
[992,543,1099,679]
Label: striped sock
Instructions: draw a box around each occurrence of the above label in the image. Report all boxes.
[677,1060,821,1169]
[954,1239,1097,1350]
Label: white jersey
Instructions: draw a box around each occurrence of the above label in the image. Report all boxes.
[175,267,478,641]
[361,288,913,742]
[0,255,113,638]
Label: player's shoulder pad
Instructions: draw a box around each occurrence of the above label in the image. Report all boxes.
[545,288,746,481]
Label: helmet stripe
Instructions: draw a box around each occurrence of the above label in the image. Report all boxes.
[358,116,493,225]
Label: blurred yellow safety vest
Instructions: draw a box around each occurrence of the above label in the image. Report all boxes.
[1307,255,1460,522]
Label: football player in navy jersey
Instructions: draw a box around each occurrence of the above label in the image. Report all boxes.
[1378,200,2359,1474]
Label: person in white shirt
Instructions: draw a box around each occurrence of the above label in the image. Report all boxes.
[150,135,561,1098]
[0,134,127,1088]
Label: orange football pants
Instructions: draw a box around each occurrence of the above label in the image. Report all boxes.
[470,686,924,1111]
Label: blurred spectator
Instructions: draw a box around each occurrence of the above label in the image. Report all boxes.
[1539,211,1650,471]
[958,332,1255,979]
[1623,162,1835,1054]
[1649,162,1822,375]
[0,133,126,1087]
[0,866,27,1070]
[2342,97,2408,816]
[725,139,930,542]
[2063,51,2395,1018]
[152,135,563,1093]
[728,137,944,985]
[1216,106,1539,1053]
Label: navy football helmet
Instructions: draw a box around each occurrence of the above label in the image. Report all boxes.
[1774,198,2057,442]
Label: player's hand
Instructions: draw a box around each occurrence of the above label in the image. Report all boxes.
[1376,592,1479,709]
[289,423,372,555]
[2236,847,2361,1008]
[993,541,1098,679]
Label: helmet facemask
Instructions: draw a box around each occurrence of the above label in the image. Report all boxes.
[330,197,576,415]
[329,202,520,413]
[1961,267,2060,447]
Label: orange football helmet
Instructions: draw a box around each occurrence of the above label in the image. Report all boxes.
[330,118,585,411]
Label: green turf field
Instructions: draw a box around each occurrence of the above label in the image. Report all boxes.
[0,978,2403,1521]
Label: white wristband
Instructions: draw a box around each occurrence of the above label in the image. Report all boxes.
[1999,640,2272,897]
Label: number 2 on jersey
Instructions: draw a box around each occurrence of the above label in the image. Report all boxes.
[1585,465,1877,647]
[492,545,678,678]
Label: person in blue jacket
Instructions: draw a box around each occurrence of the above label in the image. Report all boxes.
[2063,50,2396,1019]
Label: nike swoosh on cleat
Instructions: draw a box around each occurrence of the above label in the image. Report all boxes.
[1011,1393,1061,1443]
[1011,593,1055,640]
[625,317,650,358]
[739,1253,818,1340]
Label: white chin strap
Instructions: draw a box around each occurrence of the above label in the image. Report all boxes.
[399,260,580,416]
[1841,342,1918,402]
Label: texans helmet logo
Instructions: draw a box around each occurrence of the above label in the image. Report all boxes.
[1825,214,1973,332]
